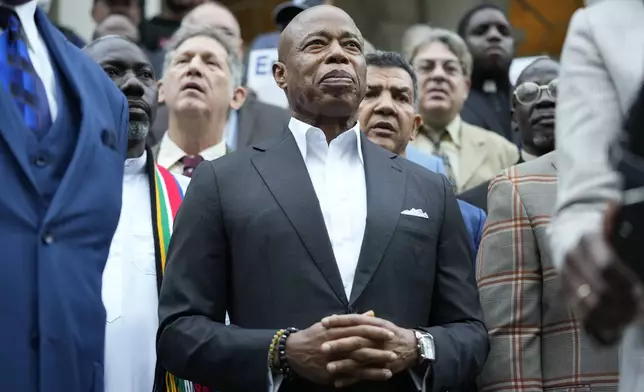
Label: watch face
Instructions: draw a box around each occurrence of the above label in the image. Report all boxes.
[419,333,435,361]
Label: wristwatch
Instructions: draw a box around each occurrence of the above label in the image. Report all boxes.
[413,330,435,364]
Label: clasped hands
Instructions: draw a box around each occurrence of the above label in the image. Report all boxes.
[284,310,419,388]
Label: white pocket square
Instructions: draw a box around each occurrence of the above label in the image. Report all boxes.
[400,208,429,219]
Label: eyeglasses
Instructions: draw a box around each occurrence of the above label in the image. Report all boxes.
[514,78,558,105]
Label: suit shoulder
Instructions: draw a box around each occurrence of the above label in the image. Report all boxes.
[207,146,259,174]
[398,156,447,187]
[53,41,127,126]
[464,122,515,146]
[514,152,558,177]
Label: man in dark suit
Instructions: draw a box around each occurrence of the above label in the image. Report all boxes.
[0,0,128,391]
[157,5,488,392]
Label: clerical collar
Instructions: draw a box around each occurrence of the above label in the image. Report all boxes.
[124,150,147,175]
[482,80,497,93]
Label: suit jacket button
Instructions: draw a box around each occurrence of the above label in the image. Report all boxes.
[34,153,48,167]
[43,232,54,245]
[30,332,39,349]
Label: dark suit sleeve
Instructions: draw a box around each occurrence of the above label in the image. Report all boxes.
[420,175,490,390]
[156,162,276,391]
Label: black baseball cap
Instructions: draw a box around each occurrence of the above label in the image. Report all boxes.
[273,0,325,28]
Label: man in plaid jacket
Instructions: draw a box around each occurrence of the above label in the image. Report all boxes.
[476,58,620,391]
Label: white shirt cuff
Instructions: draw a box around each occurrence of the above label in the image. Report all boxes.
[267,359,283,392]
[409,365,431,392]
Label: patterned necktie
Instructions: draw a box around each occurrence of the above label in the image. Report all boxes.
[433,139,457,192]
[0,7,51,139]
[182,155,204,177]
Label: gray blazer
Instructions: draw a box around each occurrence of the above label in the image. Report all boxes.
[549,1,644,390]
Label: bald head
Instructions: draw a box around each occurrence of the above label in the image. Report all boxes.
[272,4,366,120]
[278,5,361,62]
[83,35,158,142]
[84,35,138,58]
[516,57,560,86]
[182,2,243,56]
[94,13,139,42]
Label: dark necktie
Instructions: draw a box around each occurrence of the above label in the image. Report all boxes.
[182,155,204,177]
[0,7,51,139]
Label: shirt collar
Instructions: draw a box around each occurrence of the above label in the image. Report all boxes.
[157,133,227,169]
[288,117,364,164]
[124,150,147,175]
[1,0,39,49]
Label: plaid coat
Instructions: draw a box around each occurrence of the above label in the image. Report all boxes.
[476,152,619,391]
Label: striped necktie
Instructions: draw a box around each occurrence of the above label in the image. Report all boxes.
[433,138,457,192]
[0,7,51,139]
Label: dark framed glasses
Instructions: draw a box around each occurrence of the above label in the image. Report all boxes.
[514,78,558,105]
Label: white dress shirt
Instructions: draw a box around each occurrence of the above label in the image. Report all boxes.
[289,117,367,298]
[102,151,189,392]
[270,117,367,391]
[0,0,57,121]
[157,132,227,175]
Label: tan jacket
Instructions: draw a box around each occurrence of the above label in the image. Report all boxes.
[411,116,519,193]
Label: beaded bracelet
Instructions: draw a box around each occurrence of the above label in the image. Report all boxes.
[269,329,285,370]
[271,327,299,378]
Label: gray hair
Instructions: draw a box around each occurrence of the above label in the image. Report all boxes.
[162,23,243,91]
[409,28,473,78]
[401,24,433,62]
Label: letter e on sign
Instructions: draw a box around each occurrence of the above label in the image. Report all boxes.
[256,55,269,75]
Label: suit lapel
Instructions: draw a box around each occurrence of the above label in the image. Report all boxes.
[251,131,348,306]
[458,125,490,190]
[349,137,406,305]
[37,9,93,221]
[0,87,38,191]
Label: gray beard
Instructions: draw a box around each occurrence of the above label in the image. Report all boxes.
[128,120,150,142]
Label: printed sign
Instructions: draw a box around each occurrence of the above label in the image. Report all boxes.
[246,48,288,109]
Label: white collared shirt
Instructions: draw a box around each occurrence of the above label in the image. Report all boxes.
[270,118,368,392]
[157,132,227,175]
[289,117,367,298]
[0,0,57,121]
[102,151,189,392]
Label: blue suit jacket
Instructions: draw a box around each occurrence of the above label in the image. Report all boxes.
[405,146,486,256]
[0,9,128,392]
